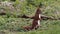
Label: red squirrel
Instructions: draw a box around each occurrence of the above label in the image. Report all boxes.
[31,7,42,30]
[23,6,42,31]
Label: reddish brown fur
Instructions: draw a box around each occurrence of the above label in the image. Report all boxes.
[31,7,41,29]
[23,7,42,31]
[23,26,32,31]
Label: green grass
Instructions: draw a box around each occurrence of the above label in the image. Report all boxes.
[0,0,60,34]
[0,18,60,34]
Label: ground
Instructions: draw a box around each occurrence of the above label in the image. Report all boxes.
[0,0,60,34]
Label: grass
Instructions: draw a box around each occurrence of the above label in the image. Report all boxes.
[0,0,60,34]
[0,18,60,34]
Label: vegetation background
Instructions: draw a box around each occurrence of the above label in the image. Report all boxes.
[0,0,60,34]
